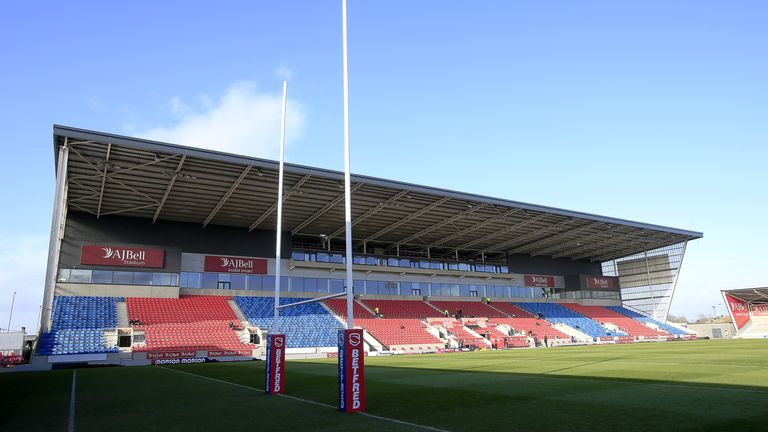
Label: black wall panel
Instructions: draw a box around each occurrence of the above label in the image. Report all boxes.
[59,211,289,272]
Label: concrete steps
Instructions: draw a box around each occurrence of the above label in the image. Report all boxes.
[552,323,591,342]
[227,299,248,321]
[116,302,129,327]
[486,303,512,317]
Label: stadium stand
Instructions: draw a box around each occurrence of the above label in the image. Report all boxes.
[562,304,666,338]
[355,318,443,350]
[429,300,507,318]
[234,296,343,348]
[485,303,569,340]
[127,296,254,354]
[605,306,689,336]
[515,302,626,338]
[488,317,568,340]
[359,299,443,319]
[738,316,768,338]
[37,296,122,355]
[441,321,488,348]
[491,302,536,318]
[134,321,253,353]
[470,324,529,348]
[470,324,507,339]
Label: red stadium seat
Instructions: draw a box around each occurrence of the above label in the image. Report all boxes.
[324,298,375,318]
[127,296,255,354]
[355,318,442,349]
[358,299,442,319]
[429,300,507,318]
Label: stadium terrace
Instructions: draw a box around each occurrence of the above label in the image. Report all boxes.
[30,125,704,366]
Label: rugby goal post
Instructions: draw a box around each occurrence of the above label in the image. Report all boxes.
[265,0,366,412]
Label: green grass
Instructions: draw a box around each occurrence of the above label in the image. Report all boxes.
[2,340,768,432]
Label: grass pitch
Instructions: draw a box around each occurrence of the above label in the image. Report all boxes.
[2,339,767,432]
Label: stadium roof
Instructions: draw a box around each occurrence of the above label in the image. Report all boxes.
[723,288,768,305]
[53,125,702,263]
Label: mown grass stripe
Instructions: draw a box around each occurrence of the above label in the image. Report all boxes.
[162,366,451,432]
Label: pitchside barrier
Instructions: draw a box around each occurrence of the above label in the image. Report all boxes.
[265,291,365,412]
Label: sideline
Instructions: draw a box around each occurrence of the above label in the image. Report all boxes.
[162,366,451,432]
[68,370,77,432]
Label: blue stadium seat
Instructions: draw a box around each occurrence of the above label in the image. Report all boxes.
[513,302,627,338]
[37,296,123,355]
[605,306,688,335]
[233,296,343,348]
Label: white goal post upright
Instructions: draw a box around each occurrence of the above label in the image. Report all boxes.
[342,0,354,330]
[265,81,289,396]
[274,80,288,333]
[338,0,366,413]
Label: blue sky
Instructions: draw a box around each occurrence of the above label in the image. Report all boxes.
[1,1,766,331]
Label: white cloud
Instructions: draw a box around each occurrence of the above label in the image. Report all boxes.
[0,232,48,333]
[139,81,306,159]
[169,96,193,116]
[275,65,293,81]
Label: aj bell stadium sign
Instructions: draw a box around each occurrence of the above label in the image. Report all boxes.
[80,245,165,268]
[203,255,267,274]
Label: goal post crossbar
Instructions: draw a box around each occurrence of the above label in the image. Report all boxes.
[274,291,349,310]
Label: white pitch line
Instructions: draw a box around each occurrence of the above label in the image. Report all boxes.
[68,370,77,432]
[161,367,451,432]
[163,366,265,393]
[357,412,451,432]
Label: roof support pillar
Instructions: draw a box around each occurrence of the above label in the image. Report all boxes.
[291,182,364,235]
[96,142,111,218]
[203,165,251,227]
[40,140,69,334]
[249,174,311,231]
[153,155,186,223]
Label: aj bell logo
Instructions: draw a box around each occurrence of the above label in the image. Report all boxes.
[102,247,146,263]
[730,302,747,312]
[220,257,253,270]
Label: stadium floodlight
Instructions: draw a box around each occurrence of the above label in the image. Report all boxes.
[6,291,16,333]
